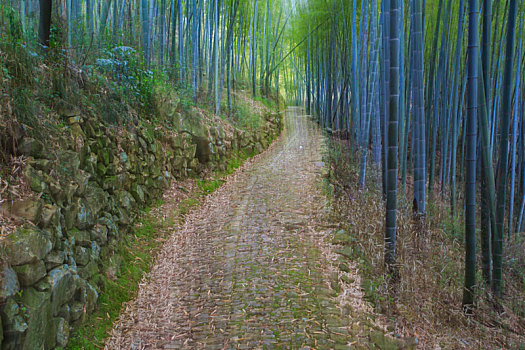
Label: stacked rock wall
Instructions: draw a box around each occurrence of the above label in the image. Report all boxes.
[0,108,282,349]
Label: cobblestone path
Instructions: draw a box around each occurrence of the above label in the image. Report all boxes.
[107,108,369,349]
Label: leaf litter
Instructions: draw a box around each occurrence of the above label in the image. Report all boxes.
[105,108,390,349]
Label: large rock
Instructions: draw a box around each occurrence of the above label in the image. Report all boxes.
[90,224,108,245]
[0,263,20,302]
[117,190,136,210]
[130,184,145,204]
[18,138,44,158]
[85,282,98,313]
[13,260,47,286]
[186,143,197,159]
[182,119,211,163]
[69,229,91,247]
[84,184,109,216]
[55,317,70,348]
[45,250,66,270]
[40,204,59,228]
[7,198,42,224]
[74,246,90,266]
[69,301,85,322]
[74,169,91,196]
[57,150,80,174]
[24,166,47,193]
[17,287,55,350]
[1,298,20,324]
[78,259,99,280]
[173,155,185,169]
[4,225,52,266]
[0,298,28,350]
[74,198,96,230]
[98,213,118,239]
[45,266,76,315]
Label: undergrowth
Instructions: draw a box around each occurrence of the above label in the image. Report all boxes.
[0,3,278,165]
[326,137,525,349]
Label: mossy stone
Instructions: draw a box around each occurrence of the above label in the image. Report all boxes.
[0,298,28,349]
[78,260,99,280]
[31,158,51,172]
[55,317,70,348]
[57,150,81,175]
[91,224,108,245]
[40,204,59,228]
[45,266,76,315]
[24,166,47,193]
[17,287,54,350]
[8,198,43,224]
[13,260,46,286]
[117,190,136,210]
[5,225,51,266]
[0,264,20,302]
[130,184,145,204]
[74,246,90,266]
[70,301,85,322]
[18,138,44,158]
[69,229,91,247]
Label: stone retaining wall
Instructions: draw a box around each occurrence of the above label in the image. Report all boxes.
[0,108,282,349]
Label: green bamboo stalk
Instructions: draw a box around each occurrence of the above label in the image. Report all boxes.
[385,0,400,277]
[463,0,479,311]
[493,0,518,298]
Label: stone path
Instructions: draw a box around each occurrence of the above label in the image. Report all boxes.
[106,108,374,349]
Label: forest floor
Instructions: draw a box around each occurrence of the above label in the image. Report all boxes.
[104,108,401,349]
[326,138,525,348]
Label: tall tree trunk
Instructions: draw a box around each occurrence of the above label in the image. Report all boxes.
[86,0,93,38]
[509,31,522,237]
[413,0,425,215]
[38,0,52,48]
[214,0,220,114]
[463,0,479,311]
[148,0,155,65]
[67,0,72,47]
[385,0,400,277]
[178,0,184,80]
[99,0,113,39]
[142,0,150,65]
[192,0,198,98]
[251,0,258,97]
[493,0,518,298]
[160,0,166,65]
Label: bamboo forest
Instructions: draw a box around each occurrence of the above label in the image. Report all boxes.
[0,0,524,348]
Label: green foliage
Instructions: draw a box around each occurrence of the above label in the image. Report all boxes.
[197,178,224,194]
[232,100,261,129]
[232,96,277,130]
[254,95,277,111]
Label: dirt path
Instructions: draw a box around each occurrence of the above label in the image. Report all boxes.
[106,108,377,349]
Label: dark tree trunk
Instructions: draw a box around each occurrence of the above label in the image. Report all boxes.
[38,0,52,48]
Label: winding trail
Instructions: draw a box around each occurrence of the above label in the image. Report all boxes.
[106,108,371,349]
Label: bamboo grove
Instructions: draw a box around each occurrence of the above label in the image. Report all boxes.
[7,0,525,312]
[287,0,525,309]
[8,0,288,115]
